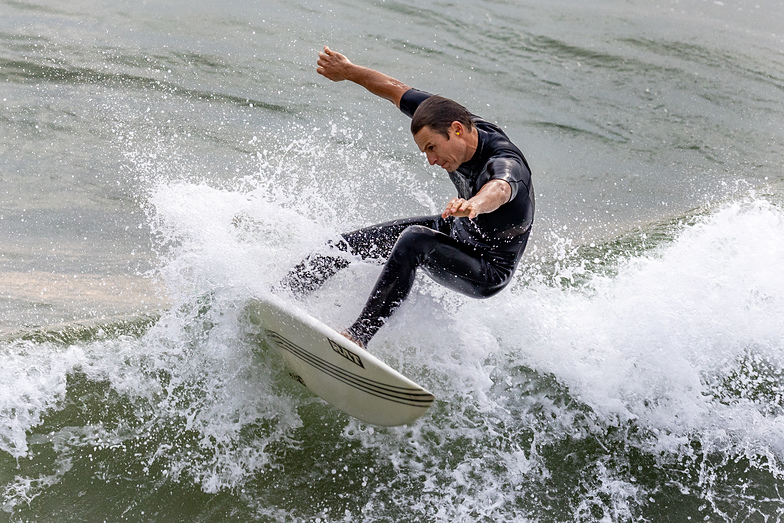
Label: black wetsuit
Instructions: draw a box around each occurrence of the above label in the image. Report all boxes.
[283,88,535,346]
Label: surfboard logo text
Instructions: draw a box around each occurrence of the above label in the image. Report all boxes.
[329,339,365,368]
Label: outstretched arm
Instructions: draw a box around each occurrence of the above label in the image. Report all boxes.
[316,46,410,107]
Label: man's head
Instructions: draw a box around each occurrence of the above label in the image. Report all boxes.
[411,96,477,172]
[410,95,474,139]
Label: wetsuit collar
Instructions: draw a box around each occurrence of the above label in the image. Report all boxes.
[454,127,486,175]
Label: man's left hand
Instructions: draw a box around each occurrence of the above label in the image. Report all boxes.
[442,198,480,220]
[442,179,512,220]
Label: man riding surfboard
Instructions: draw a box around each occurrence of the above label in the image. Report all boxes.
[281,46,535,348]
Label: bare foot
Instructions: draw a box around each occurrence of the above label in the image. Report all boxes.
[340,330,365,349]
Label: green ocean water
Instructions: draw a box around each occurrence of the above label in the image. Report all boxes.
[2,0,784,521]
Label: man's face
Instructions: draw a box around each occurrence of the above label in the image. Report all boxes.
[413,124,466,172]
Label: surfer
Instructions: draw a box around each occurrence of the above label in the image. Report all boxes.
[281,46,535,347]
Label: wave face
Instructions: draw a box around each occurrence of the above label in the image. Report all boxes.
[4,176,782,521]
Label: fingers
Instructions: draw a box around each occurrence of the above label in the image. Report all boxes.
[317,48,328,68]
[442,198,478,219]
[442,197,459,218]
[316,46,348,80]
[318,46,331,63]
[440,201,453,219]
[318,45,340,63]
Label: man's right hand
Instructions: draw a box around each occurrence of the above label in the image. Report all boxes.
[315,46,410,107]
[316,46,354,82]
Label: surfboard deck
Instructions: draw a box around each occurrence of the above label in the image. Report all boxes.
[247,296,435,426]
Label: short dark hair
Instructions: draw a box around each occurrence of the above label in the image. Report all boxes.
[410,95,474,139]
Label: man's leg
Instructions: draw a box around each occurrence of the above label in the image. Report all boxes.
[345,226,524,346]
[278,215,444,298]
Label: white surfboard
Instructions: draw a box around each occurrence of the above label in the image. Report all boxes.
[247,296,435,426]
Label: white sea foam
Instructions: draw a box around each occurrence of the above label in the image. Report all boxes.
[509,198,784,449]
[201,175,780,507]
[0,342,87,457]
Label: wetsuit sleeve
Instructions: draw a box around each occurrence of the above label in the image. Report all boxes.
[485,157,529,202]
[399,88,433,118]
[472,157,535,242]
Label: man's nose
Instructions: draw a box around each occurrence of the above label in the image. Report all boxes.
[426,152,437,165]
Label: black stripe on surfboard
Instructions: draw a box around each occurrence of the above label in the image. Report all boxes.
[265,330,434,408]
[266,330,434,407]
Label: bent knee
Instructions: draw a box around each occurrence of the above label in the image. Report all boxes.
[391,225,439,256]
[401,224,438,240]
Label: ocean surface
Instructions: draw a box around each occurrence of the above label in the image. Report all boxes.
[2,0,783,520]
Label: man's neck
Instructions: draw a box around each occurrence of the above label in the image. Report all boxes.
[462,128,479,164]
